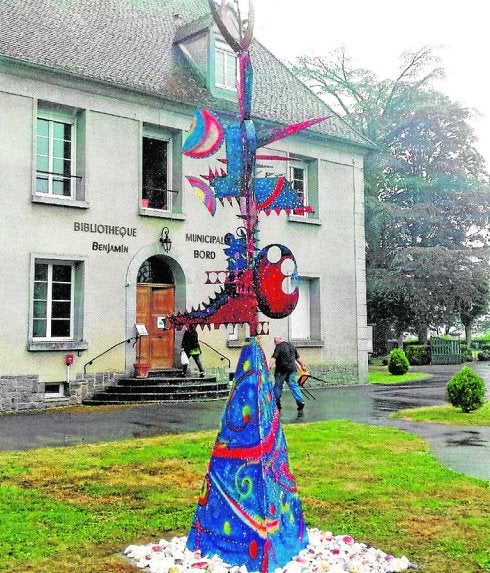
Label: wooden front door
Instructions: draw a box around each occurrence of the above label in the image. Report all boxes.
[136,284,175,368]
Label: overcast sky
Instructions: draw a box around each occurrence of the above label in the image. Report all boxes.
[252,0,489,169]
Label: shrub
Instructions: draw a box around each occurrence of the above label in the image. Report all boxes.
[446,367,486,413]
[388,348,410,375]
[403,339,420,346]
[404,344,431,366]
[477,351,490,361]
[461,349,474,362]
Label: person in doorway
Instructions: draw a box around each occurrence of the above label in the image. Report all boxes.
[268,337,306,412]
[181,325,205,378]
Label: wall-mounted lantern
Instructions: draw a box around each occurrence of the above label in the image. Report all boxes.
[159,226,172,252]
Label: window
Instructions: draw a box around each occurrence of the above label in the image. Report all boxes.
[34,103,86,206]
[29,256,87,351]
[140,125,183,218]
[290,277,321,343]
[227,324,248,347]
[142,131,173,211]
[290,163,308,217]
[291,278,310,339]
[44,383,66,398]
[288,157,319,221]
[215,41,237,90]
[33,262,74,339]
[36,117,74,198]
[228,324,239,341]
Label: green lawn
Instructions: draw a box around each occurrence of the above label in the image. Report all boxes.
[391,400,490,425]
[368,365,433,384]
[0,421,488,573]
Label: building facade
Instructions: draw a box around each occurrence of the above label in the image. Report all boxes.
[0,0,371,411]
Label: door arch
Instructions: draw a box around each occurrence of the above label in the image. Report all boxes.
[136,256,175,369]
[126,248,186,372]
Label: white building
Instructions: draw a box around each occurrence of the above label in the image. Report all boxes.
[0,0,372,411]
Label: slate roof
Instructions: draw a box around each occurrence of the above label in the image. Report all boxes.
[0,0,370,148]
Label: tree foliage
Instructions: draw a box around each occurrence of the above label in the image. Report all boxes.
[293,47,490,351]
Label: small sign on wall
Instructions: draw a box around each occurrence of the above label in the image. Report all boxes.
[135,323,148,336]
[156,317,166,329]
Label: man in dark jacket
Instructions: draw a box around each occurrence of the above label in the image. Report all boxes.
[268,336,306,411]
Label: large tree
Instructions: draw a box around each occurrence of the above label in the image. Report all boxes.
[293,47,490,351]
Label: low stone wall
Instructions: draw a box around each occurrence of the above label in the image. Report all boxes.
[0,375,45,411]
[214,363,360,387]
[70,371,122,403]
[0,364,360,412]
[300,363,360,387]
[0,371,123,412]
[208,367,235,385]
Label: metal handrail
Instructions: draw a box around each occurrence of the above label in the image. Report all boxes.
[83,336,137,374]
[199,340,231,369]
[83,337,231,374]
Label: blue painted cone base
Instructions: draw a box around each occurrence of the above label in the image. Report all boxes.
[186,337,308,573]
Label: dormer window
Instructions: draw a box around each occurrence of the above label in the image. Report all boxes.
[214,40,237,91]
[173,15,238,98]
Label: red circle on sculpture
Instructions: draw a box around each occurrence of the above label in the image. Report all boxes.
[254,244,298,318]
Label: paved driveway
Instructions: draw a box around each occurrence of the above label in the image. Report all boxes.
[0,362,488,480]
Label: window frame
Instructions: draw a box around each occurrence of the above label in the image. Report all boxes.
[32,261,75,341]
[288,155,320,223]
[36,115,76,199]
[289,276,323,346]
[44,382,66,399]
[226,323,249,348]
[33,102,88,208]
[28,254,88,352]
[228,323,240,341]
[140,125,184,219]
[214,40,237,91]
[289,160,309,219]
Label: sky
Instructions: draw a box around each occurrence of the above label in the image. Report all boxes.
[251,0,490,169]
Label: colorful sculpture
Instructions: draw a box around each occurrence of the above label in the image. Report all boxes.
[165,1,329,336]
[163,1,329,571]
[186,338,307,572]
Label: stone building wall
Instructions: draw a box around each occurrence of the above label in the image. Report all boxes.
[0,372,121,412]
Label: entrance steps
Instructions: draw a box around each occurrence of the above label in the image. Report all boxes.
[82,368,230,405]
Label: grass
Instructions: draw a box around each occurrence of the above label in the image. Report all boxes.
[0,421,489,573]
[391,400,490,425]
[368,365,433,384]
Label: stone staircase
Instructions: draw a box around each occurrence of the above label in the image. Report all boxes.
[82,368,230,405]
